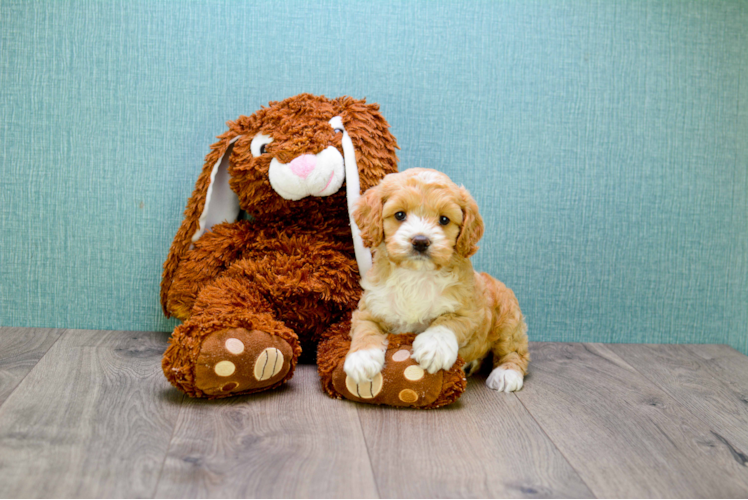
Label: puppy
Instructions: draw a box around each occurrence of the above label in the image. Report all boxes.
[344,168,529,392]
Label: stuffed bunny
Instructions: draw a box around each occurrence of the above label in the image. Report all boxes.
[161,94,466,408]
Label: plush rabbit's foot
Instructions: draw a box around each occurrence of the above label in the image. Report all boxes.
[332,343,467,409]
[194,328,294,397]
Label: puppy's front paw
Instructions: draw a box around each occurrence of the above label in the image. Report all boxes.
[344,348,386,384]
[486,367,524,392]
[412,326,459,374]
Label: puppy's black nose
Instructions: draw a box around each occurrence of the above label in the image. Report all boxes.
[411,235,431,253]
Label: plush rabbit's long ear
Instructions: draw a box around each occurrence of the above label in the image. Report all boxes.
[190,135,242,244]
[160,132,242,316]
[328,115,372,278]
[336,98,399,193]
[334,98,399,278]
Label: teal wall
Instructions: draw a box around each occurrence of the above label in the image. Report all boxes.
[1,1,746,353]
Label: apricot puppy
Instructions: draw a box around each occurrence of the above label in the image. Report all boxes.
[344,168,529,392]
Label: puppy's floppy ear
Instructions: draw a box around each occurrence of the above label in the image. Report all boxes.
[353,185,384,249]
[455,186,484,258]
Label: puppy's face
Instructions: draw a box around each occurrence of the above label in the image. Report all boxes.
[382,175,464,269]
[355,169,484,269]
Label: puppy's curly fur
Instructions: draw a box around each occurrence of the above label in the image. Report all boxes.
[346,168,530,392]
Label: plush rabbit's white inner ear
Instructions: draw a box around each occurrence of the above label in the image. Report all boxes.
[191,136,243,244]
[329,116,372,279]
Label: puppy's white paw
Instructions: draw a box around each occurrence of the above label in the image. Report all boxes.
[412,326,459,374]
[486,367,524,392]
[344,348,385,384]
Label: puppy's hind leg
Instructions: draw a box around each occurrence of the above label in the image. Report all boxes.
[486,316,530,393]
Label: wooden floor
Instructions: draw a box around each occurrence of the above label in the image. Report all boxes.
[1,328,748,498]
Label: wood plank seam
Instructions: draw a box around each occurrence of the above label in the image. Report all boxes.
[0,328,67,411]
[153,366,381,498]
[150,392,186,499]
[511,392,598,498]
[514,343,748,497]
[0,329,186,497]
[611,345,748,466]
[355,406,382,499]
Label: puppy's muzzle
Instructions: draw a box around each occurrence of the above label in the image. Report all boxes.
[411,235,431,254]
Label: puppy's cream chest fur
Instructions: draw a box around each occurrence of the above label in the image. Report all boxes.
[362,266,461,334]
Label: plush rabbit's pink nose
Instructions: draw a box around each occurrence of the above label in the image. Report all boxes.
[288,155,316,179]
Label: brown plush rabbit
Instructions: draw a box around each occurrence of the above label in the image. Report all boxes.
[161,94,466,408]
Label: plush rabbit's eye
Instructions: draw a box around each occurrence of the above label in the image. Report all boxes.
[394,211,406,221]
[250,134,273,157]
[439,216,450,225]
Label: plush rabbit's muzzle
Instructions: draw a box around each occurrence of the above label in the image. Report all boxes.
[268,146,345,201]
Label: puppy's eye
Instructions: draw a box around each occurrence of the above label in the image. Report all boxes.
[394,211,406,221]
[260,144,268,154]
[439,216,450,226]
[333,128,344,134]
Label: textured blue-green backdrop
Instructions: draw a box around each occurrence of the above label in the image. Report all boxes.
[1,0,746,353]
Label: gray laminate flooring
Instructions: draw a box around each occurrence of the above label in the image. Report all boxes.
[0,327,747,498]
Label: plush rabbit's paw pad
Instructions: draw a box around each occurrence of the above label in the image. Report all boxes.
[411,326,459,374]
[486,367,524,392]
[194,328,294,397]
[333,345,459,407]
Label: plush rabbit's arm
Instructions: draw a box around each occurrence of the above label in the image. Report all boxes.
[162,220,258,319]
